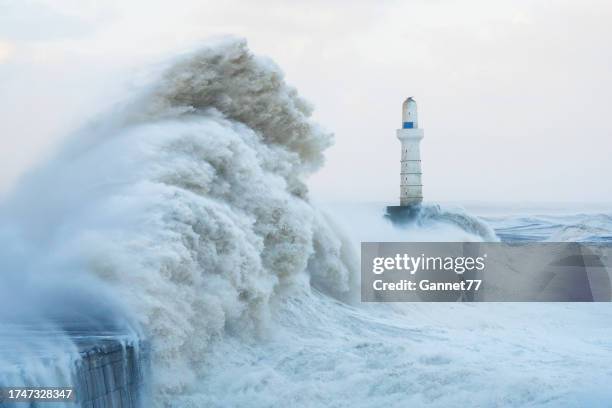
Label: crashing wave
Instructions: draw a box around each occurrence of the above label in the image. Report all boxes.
[415,204,498,242]
[1,37,358,402]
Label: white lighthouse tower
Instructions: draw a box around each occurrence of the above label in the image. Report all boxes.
[397,97,424,206]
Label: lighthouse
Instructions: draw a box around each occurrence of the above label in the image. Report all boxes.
[386,97,424,223]
[398,97,424,205]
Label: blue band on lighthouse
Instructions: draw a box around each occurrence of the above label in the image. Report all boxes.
[402,122,414,129]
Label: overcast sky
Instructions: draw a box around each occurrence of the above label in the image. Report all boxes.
[1,0,611,203]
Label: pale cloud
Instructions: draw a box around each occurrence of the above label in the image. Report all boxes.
[0,0,107,41]
[0,41,13,62]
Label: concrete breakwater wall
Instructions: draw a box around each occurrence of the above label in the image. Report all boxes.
[74,340,150,408]
[0,337,150,408]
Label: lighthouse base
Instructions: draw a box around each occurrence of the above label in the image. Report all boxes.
[385,204,422,225]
